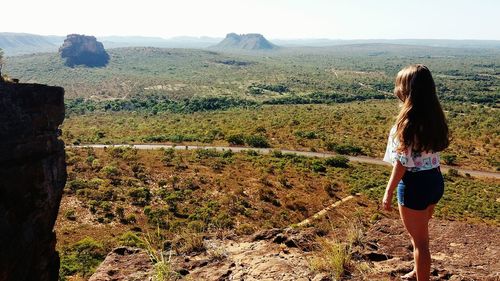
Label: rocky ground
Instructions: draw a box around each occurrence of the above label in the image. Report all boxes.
[89,218,499,281]
[362,219,499,280]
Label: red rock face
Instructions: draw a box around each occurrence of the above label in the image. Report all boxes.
[0,83,66,281]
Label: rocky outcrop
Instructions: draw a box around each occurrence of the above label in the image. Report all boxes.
[213,33,278,50]
[88,247,154,281]
[59,34,110,67]
[0,83,66,281]
[90,218,500,281]
[90,228,323,281]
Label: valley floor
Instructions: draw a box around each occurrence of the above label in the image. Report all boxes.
[74,144,500,180]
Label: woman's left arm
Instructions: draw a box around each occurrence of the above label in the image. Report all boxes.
[382,160,406,211]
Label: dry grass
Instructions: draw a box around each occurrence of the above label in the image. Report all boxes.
[309,238,352,280]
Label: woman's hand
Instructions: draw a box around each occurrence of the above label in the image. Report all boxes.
[382,191,393,211]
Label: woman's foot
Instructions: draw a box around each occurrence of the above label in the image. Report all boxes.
[401,270,416,280]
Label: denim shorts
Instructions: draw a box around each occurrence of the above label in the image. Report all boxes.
[397,167,444,210]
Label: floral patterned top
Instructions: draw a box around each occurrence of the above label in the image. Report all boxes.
[383,125,440,172]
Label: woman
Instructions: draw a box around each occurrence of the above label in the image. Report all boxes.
[382,64,449,281]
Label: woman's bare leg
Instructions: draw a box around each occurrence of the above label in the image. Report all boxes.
[399,204,432,281]
[402,203,436,279]
[427,204,436,219]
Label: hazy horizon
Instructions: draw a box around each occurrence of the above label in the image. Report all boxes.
[5,32,500,42]
[4,0,500,40]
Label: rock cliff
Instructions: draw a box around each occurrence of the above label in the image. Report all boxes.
[0,82,66,281]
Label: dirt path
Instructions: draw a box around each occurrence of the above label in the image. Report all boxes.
[71,144,500,180]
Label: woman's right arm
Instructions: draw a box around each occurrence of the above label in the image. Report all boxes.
[382,160,406,211]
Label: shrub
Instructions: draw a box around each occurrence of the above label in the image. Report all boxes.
[66,179,89,193]
[248,86,264,95]
[226,134,245,145]
[325,142,363,155]
[278,175,293,189]
[109,147,126,158]
[144,206,170,229]
[236,223,255,235]
[115,206,125,221]
[187,220,207,232]
[158,179,168,188]
[100,165,120,178]
[271,150,284,158]
[59,237,106,278]
[285,200,308,215]
[324,156,349,168]
[118,231,145,248]
[143,135,168,142]
[245,135,270,148]
[324,182,340,197]
[175,231,206,255]
[64,209,77,221]
[245,149,260,156]
[210,159,225,172]
[188,200,221,224]
[442,153,457,165]
[258,188,281,207]
[311,160,326,173]
[163,148,176,156]
[221,149,234,158]
[126,214,137,224]
[195,148,220,159]
[295,131,318,139]
[128,187,151,206]
[212,212,235,229]
[447,168,459,177]
[91,159,102,169]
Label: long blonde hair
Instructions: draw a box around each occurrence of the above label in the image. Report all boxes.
[394,64,449,153]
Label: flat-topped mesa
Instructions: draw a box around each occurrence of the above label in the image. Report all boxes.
[59,34,110,67]
[213,33,279,50]
[0,83,66,281]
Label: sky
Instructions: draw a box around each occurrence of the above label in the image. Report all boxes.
[4,0,500,40]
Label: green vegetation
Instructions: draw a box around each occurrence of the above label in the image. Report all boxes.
[5,44,498,171]
[6,46,499,106]
[62,101,499,171]
[65,95,258,115]
[57,146,498,279]
[59,237,106,279]
[61,147,498,231]
[324,156,350,168]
